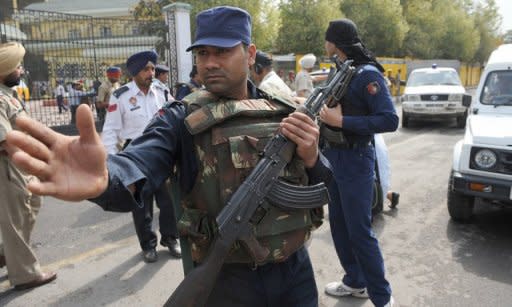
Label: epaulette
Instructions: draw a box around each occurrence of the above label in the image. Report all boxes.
[162,100,181,109]
[112,85,129,98]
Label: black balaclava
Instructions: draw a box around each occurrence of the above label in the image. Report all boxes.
[325,19,385,72]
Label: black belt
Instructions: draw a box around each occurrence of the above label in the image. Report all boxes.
[328,141,371,150]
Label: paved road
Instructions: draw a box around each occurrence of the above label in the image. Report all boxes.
[1,103,511,306]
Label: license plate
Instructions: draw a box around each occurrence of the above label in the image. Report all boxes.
[425,104,442,107]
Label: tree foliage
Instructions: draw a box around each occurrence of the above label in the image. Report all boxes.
[471,0,503,63]
[130,0,504,64]
[276,0,342,55]
[339,0,408,57]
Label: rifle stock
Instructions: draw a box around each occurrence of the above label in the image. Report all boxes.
[164,237,232,307]
[165,56,354,307]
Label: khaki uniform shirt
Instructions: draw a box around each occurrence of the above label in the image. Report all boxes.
[97,79,120,107]
[0,83,30,188]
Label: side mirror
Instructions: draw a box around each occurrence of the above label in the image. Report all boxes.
[462,94,472,107]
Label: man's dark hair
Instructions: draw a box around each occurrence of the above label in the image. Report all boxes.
[189,65,198,79]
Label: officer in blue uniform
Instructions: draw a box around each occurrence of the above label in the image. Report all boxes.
[5,6,333,306]
[319,19,398,307]
[175,65,201,100]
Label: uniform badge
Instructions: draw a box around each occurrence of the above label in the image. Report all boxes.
[367,81,380,95]
[129,96,137,106]
[107,103,117,112]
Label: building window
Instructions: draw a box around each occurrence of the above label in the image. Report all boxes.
[100,27,112,38]
[68,29,81,39]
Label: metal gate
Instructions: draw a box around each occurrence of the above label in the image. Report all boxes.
[0,8,168,134]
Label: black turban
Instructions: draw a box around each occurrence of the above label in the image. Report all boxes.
[325,19,384,72]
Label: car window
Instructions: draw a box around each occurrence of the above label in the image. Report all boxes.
[406,70,462,86]
[481,70,512,105]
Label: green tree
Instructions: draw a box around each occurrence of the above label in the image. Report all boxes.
[339,0,409,57]
[401,0,446,58]
[471,0,502,63]
[504,30,512,44]
[276,0,342,55]
[435,1,479,62]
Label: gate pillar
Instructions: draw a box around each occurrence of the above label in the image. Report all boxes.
[163,2,192,92]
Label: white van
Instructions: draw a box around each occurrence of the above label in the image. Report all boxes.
[448,44,512,222]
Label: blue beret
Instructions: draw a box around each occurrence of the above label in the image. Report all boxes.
[186,6,251,52]
[126,50,158,76]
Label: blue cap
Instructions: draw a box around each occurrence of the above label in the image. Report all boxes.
[186,6,251,52]
[126,50,158,76]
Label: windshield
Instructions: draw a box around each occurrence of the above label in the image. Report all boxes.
[406,70,462,86]
[480,70,512,106]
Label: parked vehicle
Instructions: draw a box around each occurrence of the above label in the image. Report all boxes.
[401,65,471,128]
[448,44,512,222]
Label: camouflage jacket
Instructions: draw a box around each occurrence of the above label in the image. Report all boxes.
[177,89,324,264]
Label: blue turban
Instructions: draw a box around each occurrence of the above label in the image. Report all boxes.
[126,50,157,76]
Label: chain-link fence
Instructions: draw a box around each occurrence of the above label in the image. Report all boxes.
[1,7,168,134]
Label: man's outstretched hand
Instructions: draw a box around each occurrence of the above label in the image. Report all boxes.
[6,104,109,201]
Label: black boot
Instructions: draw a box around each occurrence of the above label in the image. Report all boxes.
[390,192,400,208]
[160,237,182,258]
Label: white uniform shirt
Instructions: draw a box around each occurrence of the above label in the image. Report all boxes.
[101,81,164,154]
[54,84,65,97]
[259,71,294,100]
[152,78,174,102]
[295,70,313,97]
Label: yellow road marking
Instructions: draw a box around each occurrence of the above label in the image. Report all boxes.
[0,236,137,290]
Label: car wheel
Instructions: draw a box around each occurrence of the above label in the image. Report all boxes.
[372,179,384,217]
[402,110,409,128]
[456,111,468,129]
[447,172,474,222]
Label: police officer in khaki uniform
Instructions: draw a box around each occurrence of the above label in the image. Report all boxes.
[96,66,121,123]
[0,42,57,290]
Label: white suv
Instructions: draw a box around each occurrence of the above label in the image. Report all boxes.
[448,44,512,222]
[401,66,470,128]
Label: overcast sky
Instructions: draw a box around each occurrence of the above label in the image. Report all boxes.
[495,0,512,33]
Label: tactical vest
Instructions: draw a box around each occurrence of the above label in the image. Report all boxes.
[320,67,371,146]
[177,90,323,265]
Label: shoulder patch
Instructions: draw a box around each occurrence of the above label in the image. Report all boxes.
[112,85,129,98]
[107,104,118,112]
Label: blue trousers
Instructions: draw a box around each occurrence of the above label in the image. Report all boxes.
[324,146,391,307]
[132,181,178,251]
[206,247,318,307]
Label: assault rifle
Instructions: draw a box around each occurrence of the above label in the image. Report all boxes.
[164,56,355,307]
